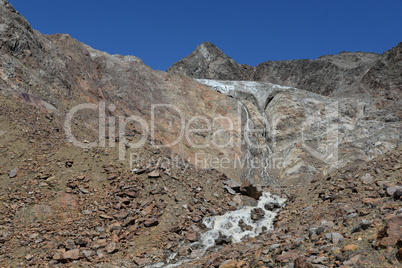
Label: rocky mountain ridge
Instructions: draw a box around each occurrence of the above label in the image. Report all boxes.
[167,41,402,100]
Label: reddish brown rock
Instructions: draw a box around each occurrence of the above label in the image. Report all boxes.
[185,231,198,242]
[294,256,313,268]
[52,253,62,261]
[144,218,159,227]
[240,180,262,200]
[376,216,402,247]
[62,249,80,260]
[219,260,238,268]
[362,198,381,205]
[276,251,299,262]
[178,246,189,256]
[148,170,160,178]
[99,214,113,220]
[343,255,361,266]
[141,205,154,216]
[342,244,358,252]
[55,192,78,210]
[114,211,129,220]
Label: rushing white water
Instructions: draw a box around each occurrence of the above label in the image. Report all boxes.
[199,192,286,250]
[150,192,286,267]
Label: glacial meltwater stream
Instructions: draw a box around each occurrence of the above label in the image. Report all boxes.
[148,192,286,268]
[147,80,287,267]
[199,192,286,248]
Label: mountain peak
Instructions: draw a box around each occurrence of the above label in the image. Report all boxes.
[167,42,253,80]
[196,42,224,59]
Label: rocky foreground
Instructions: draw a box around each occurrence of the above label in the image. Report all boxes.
[0,94,401,267]
[0,94,237,266]
[182,147,402,268]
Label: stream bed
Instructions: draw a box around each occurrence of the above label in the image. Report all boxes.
[148,192,286,267]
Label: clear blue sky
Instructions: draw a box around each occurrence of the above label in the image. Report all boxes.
[9,0,402,71]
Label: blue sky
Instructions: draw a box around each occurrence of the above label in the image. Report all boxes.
[9,0,402,71]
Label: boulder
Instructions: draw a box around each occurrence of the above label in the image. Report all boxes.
[9,167,18,178]
[144,218,159,227]
[240,180,262,200]
[376,216,402,247]
[250,207,265,221]
[62,249,80,260]
[148,170,160,178]
[294,256,313,268]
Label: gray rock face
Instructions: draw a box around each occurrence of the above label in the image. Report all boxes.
[195,79,401,185]
[253,52,381,96]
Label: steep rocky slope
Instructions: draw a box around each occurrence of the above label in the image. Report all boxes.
[2,0,400,187]
[166,42,255,81]
[176,146,402,268]
[0,0,401,267]
[0,0,247,182]
[1,93,400,267]
[0,94,237,266]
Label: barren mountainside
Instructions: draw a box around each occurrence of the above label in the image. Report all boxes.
[0,0,401,267]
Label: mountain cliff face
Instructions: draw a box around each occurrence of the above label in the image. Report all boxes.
[167,41,401,186]
[195,79,400,187]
